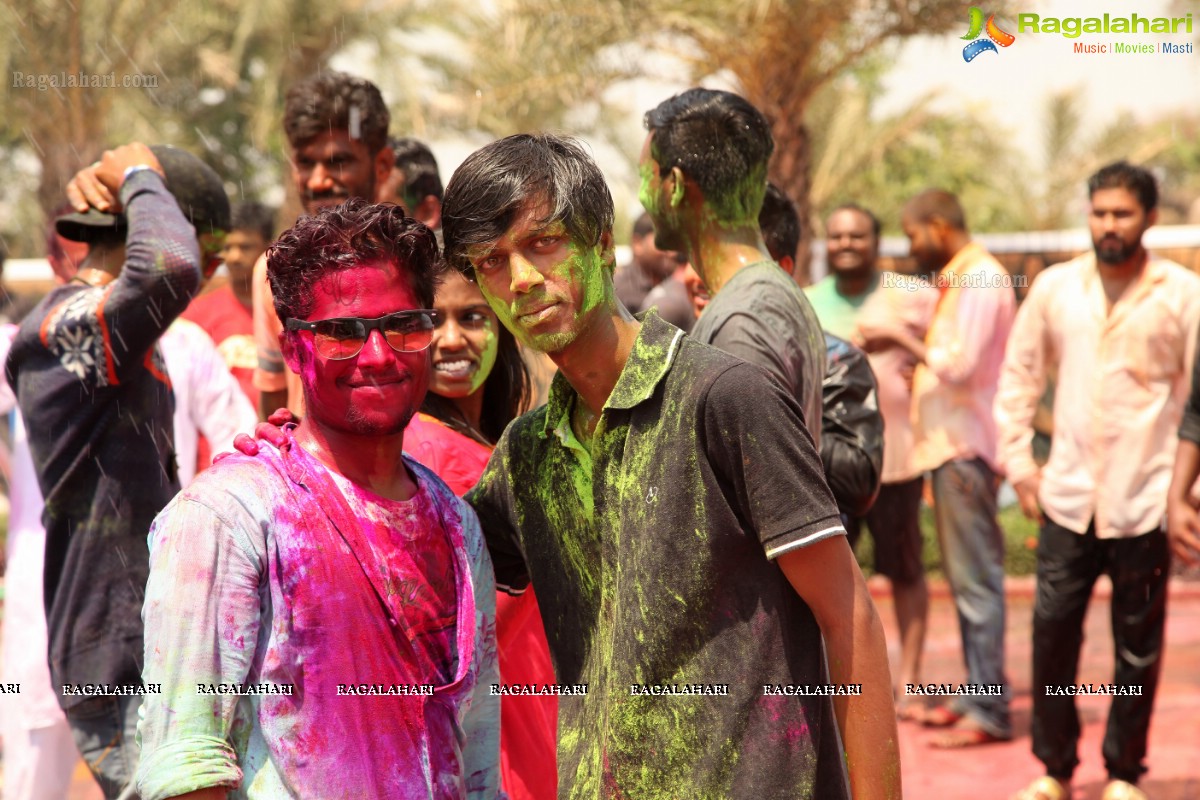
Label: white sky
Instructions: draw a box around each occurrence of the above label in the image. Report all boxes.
[334,0,1200,239]
[878,0,1200,161]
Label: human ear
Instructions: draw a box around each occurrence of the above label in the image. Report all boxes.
[281,331,302,373]
[669,167,686,208]
[599,231,616,269]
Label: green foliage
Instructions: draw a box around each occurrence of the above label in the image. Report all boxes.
[807,68,1033,235]
[0,0,417,255]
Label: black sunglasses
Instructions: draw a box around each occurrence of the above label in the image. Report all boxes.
[286,310,440,360]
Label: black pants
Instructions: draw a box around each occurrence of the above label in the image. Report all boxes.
[1031,516,1168,784]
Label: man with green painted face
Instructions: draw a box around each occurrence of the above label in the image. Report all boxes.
[441,133,900,800]
[639,88,826,448]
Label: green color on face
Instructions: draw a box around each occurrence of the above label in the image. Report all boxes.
[477,238,611,356]
[469,326,499,394]
[637,160,661,221]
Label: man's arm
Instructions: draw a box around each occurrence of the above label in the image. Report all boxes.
[777,540,900,800]
[251,254,292,420]
[137,489,264,800]
[466,434,532,595]
[702,363,899,799]
[1169,318,1200,565]
[994,277,1049,522]
[169,322,259,455]
[69,146,202,384]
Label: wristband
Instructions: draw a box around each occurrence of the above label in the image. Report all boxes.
[122,164,159,182]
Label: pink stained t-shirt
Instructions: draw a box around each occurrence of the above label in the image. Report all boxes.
[405,412,560,800]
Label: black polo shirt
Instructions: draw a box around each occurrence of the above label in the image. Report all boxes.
[469,312,849,799]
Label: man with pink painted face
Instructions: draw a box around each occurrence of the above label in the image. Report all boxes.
[136,199,501,799]
[252,71,396,420]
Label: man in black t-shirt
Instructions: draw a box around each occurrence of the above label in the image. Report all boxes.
[639,88,826,446]
[5,143,228,798]
[441,133,900,799]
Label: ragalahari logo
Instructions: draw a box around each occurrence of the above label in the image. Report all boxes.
[961,7,1016,61]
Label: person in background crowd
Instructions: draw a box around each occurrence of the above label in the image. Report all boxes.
[252,71,395,419]
[404,269,557,800]
[859,188,1016,748]
[806,202,883,340]
[612,212,694,332]
[640,88,825,446]
[5,142,228,798]
[808,201,938,717]
[184,200,275,409]
[380,136,443,229]
[0,222,255,798]
[1000,162,1200,800]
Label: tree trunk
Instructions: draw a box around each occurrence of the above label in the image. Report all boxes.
[768,117,814,285]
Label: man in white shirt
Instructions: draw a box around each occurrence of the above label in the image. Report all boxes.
[997,162,1200,800]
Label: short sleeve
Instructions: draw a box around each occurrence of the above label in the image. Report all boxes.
[701,362,845,560]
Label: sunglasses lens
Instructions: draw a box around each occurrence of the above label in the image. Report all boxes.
[383,312,435,352]
[313,319,367,359]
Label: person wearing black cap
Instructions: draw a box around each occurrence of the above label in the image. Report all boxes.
[4,141,229,799]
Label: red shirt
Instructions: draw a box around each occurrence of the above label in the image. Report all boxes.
[182,285,259,409]
[405,412,559,800]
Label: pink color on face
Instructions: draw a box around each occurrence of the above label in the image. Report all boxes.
[287,261,431,437]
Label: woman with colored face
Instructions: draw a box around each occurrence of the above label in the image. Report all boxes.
[403,270,558,800]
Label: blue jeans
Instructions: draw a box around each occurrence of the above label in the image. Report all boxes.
[930,457,1011,738]
[63,694,141,799]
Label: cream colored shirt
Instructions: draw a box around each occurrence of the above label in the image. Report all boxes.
[912,242,1017,474]
[995,253,1200,538]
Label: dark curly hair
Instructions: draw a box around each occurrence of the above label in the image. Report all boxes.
[267,198,443,322]
[283,71,390,155]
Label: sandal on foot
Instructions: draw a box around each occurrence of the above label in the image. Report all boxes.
[920,704,964,728]
[1101,780,1147,800]
[1010,776,1070,800]
[929,719,1012,748]
[896,699,928,723]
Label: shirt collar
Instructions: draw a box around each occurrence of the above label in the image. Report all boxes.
[540,311,686,438]
[940,241,986,279]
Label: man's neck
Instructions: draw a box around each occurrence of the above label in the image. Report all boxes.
[293,420,417,502]
[939,233,974,271]
[688,223,772,297]
[78,245,126,281]
[231,279,255,311]
[550,309,642,422]
[834,269,876,298]
[1096,247,1148,303]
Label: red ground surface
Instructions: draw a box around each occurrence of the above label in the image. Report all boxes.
[4,577,1198,799]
